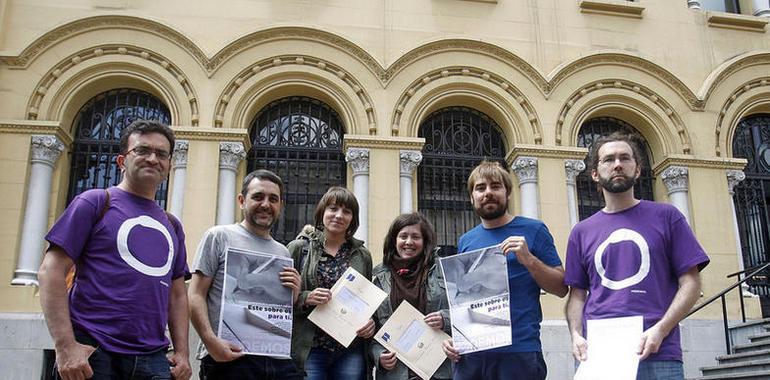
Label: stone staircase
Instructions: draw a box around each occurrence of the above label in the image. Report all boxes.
[692,318,770,379]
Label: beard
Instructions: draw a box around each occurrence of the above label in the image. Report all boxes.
[474,199,508,220]
[246,209,278,230]
[598,173,636,193]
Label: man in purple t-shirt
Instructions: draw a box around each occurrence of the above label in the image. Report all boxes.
[38,120,191,380]
[565,132,709,380]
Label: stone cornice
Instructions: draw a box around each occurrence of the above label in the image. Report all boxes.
[343,135,425,151]
[506,144,588,164]
[707,12,768,33]
[579,0,645,19]
[0,120,72,146]
[651,154,747,175]
[172,126,250,149]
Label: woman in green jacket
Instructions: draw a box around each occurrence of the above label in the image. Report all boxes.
[371,212,452,380]
[287,186,374,380]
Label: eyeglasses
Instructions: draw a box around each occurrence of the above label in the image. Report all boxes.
[126,146,171,160]
[599,155,634,166]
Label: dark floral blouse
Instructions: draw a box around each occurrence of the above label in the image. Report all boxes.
[312,241,353,351]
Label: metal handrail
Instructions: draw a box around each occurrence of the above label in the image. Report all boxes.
[685,260,770,354]
[725,263,769,279]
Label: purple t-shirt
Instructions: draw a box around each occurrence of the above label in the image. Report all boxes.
[45,187,188,354]
[564,200,709,361]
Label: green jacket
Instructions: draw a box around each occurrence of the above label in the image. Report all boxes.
[370,253,452,380]
[286,231,374,375]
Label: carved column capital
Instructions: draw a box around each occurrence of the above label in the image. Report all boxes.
[219,142,246,171]
[565,159,586,186]
[687,1,701,9]
[512,156,538,185]
[726,170,746,195]
[399,150,423,176]
[172,140,189,169]
[30,135,64,167]
[661,166,689,194]
[346,148,370,174]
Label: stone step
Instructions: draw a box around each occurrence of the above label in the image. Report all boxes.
[701,358,770,377]
[717,349,770,365]
[691,370,770,380]
[734,341,770,354]
[729,318,770,332]
[749,332,770,343]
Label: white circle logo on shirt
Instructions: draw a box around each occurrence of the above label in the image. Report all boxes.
[117,216,174,277]
[594,228,650,290]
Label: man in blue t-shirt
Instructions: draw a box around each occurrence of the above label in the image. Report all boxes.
[442,160,568,380]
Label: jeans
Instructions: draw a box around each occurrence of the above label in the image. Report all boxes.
[454,351,546,380]
[305,346,366,380]
[54,332,171,380]
[636,360,684,380]
[199,355,302,380]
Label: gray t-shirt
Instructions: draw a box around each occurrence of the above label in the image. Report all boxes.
[192,223,290,359]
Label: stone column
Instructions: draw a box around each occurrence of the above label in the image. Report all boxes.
[688,1,701,9]
[169,140,189,220]
[661,166,691,223]
[217,142,246,225]
[12,135,65,286]
[727,170,748,276]
[399,150,422,214]
[754,0,770,17]
[346,148,370,244]
[512,157,539,219]
[565,159,586,227]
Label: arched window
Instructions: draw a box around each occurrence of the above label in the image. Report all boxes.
[417,106,507,254]
[731,114,770,295]
[576,117,655,220]
[247,96,346,244]
[68,89,171,207]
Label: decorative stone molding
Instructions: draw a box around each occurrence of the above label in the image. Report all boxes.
[714,77,770,156]
[400,151,423,175]
[214,55,376,134]
[173,126,249,147]
[346,148,370,174]
[554,79,691,154]
[727,170,747,194]
[688,1,701,9]
[507,144,588,164]
[707,12,768,33]
[343,135,425,151]
[21,44,198,124]
[0,120,72,146]
[172,140,189,169]
[219,142,246,171]
[579,0,645,18]
[661,166,689,194]
[30,135,64,167]
[390,66,542,141]
[652,154,747,174]
[512,157,538,185]
[565,160,587,186]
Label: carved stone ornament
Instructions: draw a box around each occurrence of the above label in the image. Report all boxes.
[172,140,189,169]
[687,0,701,9]
[400,150,423,175]
[346,148,370,174]
[661,166,689,194]
[512,156,538,185]
[726,170,746,195]
[30,135,64,167]
[565,159,586,186]
[219,142,246,171]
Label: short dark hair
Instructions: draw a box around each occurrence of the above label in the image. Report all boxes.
[467,160,512,197]
[382,212,437,268]
[241,169,285,199]
[119,120,176,154]
[589,132,646,172]
[314,186,360,239]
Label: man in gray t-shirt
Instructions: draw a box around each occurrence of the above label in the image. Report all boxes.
[189,170,303,380]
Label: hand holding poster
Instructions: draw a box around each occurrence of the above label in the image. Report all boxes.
[374,301,450,380]
[439,244,511,354]
[218,247,294,357]
[308,267,387,347]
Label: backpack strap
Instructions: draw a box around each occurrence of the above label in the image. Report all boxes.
[66,189,111,290]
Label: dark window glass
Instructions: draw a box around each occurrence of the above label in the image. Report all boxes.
[247,96,346,244]
[417,106,507,254]
[68,89,171,207]
[732,114,770,295]
[700,0,740,13]
[576,117,655,220]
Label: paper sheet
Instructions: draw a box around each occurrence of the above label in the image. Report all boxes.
[574,316,643,380]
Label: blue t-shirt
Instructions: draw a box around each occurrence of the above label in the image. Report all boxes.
[458,216,562,353]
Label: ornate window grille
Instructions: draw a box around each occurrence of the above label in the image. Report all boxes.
[576,117,655,220]
[417,106,507,254]
[67,89,171,208]
[732,114,770,295]
[247,96,346,244]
